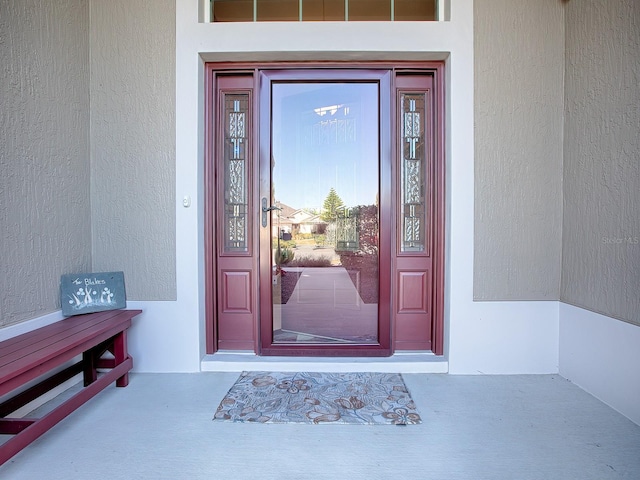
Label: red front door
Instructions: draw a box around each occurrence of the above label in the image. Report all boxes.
[205,63,444,357]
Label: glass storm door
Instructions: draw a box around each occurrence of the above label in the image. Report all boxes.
[259,71,391,355]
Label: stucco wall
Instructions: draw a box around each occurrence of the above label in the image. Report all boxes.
[90,0,177,300]
[562,0,640,326]
[0,0,91,327]
[473,0,564,300]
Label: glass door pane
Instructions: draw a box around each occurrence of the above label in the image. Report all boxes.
[270,82,380,344]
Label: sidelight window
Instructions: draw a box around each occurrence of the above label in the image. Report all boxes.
[222,93,251,253]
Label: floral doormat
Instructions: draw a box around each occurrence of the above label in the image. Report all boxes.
[213,371,421,425]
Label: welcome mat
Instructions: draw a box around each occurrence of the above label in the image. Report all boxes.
[213,371,421,425]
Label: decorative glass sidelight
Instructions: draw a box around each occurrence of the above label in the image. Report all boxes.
[400,94,426,252]
[224,94,249,252]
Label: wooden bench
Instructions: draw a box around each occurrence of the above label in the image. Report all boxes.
[0,309,141,465]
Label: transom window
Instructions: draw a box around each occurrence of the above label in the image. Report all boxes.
[210,0,439,22]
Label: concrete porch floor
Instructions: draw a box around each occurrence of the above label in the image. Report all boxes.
[1,373,639,479]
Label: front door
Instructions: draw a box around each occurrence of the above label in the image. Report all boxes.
[206,63,445,357]
[258,70,391,356]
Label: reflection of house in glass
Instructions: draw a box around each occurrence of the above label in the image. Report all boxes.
[274,203,327,240]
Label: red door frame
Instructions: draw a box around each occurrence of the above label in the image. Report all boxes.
[204,61,445,357]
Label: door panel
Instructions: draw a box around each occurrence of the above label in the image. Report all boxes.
[214,75,257,350]
[397,270,430,313]
[259,70,391,356]
[221,270,252,313]
[393,74,436,350]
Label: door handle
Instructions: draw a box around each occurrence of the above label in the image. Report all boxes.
[261,198,281,227]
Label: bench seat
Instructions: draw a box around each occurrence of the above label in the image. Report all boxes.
[0,309,141,465]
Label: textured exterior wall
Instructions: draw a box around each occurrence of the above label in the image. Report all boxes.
[0,0,91,327]
[562,0,640,326]
[474,0,564,300]
[90,0,176,300]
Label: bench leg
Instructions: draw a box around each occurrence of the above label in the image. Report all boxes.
[82,350,98,387]
[113,330,130,387]
[82,333,131,388]
[83,340,110,387]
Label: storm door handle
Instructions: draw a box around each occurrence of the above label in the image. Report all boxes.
[261,197,281,227]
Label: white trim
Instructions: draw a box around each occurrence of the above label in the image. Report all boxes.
[201,351,448,373]
[200,0,211,23]
[448,301,560,374]
[178,0,474,374]
[0,310,64,342]
[439,0,450,21]
[559,303,640,426]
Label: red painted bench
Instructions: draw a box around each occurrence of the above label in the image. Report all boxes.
[0,309,141,465]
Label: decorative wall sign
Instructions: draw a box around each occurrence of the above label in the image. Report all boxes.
[60,271,126,316]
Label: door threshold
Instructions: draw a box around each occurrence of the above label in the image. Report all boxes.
[201,351,448,374]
